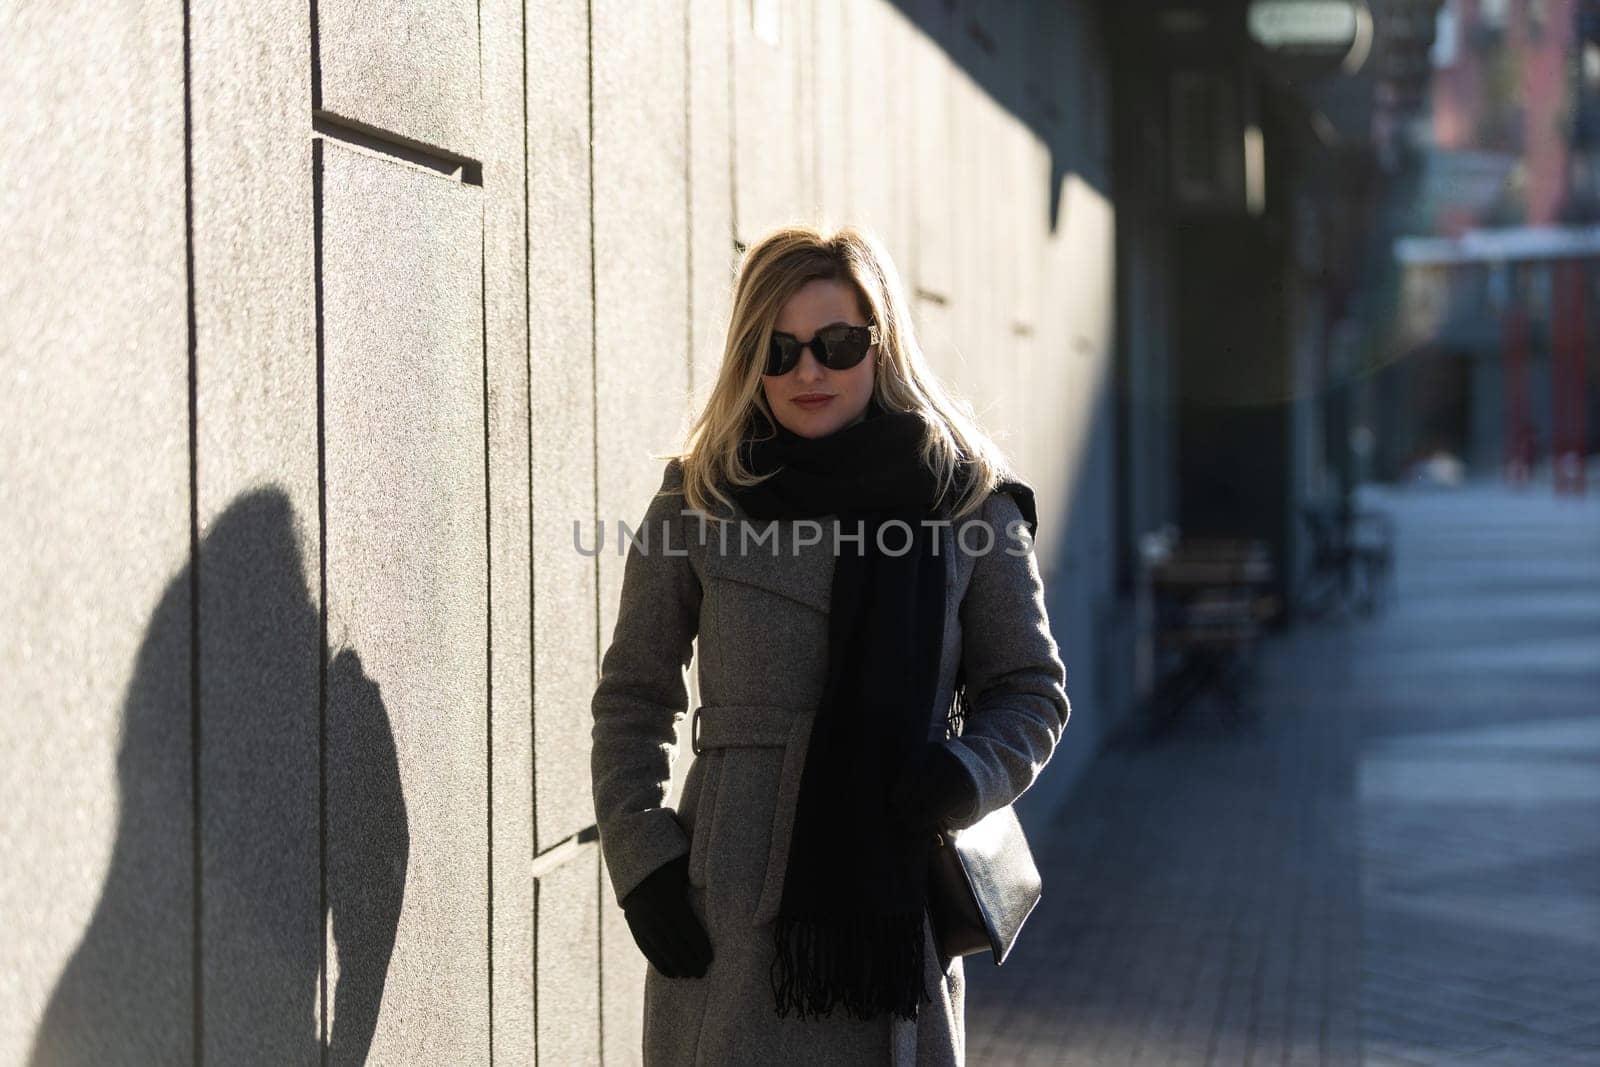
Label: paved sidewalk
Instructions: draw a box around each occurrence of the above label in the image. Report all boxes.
[1353,486,1600,1067]
[964,481,1600,1066]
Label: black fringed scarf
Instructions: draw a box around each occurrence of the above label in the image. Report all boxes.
[732,396,955,1022]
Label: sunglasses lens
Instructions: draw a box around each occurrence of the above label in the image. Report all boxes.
[817,325,871,369]
[765,336,798,376]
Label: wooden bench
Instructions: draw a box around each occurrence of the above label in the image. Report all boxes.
[1136,530,1278,733]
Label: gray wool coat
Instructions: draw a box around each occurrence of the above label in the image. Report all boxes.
[590,457,1072,1066]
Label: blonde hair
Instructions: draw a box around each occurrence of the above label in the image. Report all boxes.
[664,224,1015,524]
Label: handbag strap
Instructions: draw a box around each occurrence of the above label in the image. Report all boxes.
[947,662,972,739]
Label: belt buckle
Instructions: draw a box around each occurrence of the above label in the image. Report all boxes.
[690,706,704,757]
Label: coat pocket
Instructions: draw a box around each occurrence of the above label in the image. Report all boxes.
[697,744,787,926]
[685,749,722,890]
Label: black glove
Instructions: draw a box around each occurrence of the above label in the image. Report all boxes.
[620,853,712,978]
[887,742,980,832]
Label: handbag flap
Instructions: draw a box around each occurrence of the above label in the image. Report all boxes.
[950,804,1042,964]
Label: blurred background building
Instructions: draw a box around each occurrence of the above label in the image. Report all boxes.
[1385,0,1599,485]
[1,0,1594,1064]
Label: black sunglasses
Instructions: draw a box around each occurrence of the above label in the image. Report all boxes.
[763,322,881,377]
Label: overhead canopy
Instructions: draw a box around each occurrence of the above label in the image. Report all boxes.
[1395,225,1600,264]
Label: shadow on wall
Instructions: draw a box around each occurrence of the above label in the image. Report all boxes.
[885,0,1112,232]
[27,488,409,1066]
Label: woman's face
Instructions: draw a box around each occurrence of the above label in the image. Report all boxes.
[760,278,877,439]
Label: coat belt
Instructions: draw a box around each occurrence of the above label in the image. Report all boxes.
[690,704,799,756]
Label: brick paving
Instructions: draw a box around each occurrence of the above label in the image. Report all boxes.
[1353,486,1600,1067]
[963,480,1600,1066]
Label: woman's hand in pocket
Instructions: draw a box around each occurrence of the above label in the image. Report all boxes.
[886,741,979,831]
[620,853,713,978]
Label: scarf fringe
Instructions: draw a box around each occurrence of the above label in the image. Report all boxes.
[768,911,934,1023]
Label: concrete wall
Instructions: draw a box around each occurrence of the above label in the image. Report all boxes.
[0,0,1119,1061]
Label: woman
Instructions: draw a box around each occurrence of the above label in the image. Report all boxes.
[590,225,1071,1065]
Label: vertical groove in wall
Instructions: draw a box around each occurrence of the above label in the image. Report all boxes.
[531,876,542,1066]
[886,5,898,262]
[684,0,693,401]
[726,0,737,244]
[585,2,599,676]
[482,217,495,1066]
[908,7,918,304]
[311,138,330,1067]
[585,1,602,1063]
[181,0,203,1057]
[808,0,818,219]
[520,0,538,1058]
[309,6,327,1056]
[842,0,853,224]
[934,5,947,313]
[309,0,322,111]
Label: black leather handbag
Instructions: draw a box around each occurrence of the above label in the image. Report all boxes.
[926,802,1042,964]
[926,667,1043,964]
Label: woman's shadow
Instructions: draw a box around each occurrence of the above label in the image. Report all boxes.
[29,487,409,1065]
